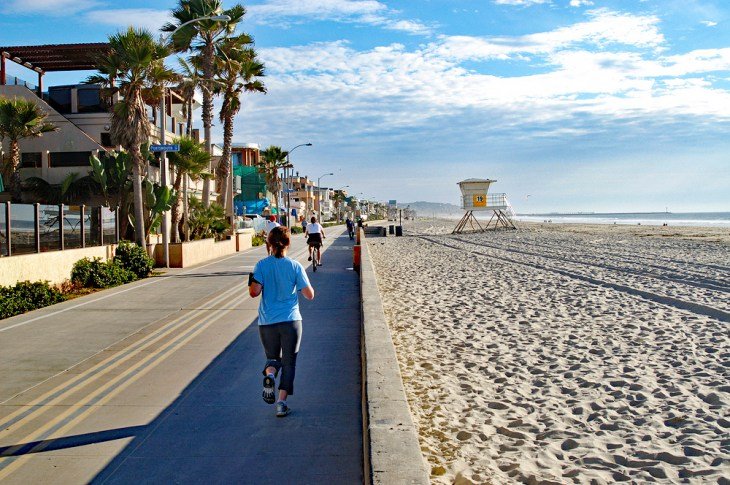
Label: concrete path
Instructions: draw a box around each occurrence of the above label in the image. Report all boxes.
[0,227,362,484]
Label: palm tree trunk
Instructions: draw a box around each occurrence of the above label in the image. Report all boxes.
[9,140,22,202]
[186,99,193,136]
[130,149,146,248]
[170,168,184,243]
[182,175,190,241]
[202,41,215,208]
[217,108,234,215]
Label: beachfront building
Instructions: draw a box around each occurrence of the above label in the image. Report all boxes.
[231,143,275,216]
[0,43,205,195]
[284,173,316,222]
[314,186,334,221]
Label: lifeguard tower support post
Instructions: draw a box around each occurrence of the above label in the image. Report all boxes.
[453,178,517,233]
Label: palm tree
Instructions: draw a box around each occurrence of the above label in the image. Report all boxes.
[255,145,289,221]
[167,136,210,242]
[91,27,177,247]
[214,36,266,215]
[163,0,247,206]
[176,57,204,136]
[0,97,57,201]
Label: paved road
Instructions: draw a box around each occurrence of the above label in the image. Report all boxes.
[0,227,362,484]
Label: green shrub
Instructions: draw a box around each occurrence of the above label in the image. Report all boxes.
[0,281,66,320]
[252,235,265,246]
[290,225,303,234]
[114,241,154,278]
[72,257,136,289]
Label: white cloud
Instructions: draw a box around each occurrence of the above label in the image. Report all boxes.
[83,8,172,32]
[570,0,593,7]
[701,20,718,27]
[3,0,99,15]
[247,0,433,35]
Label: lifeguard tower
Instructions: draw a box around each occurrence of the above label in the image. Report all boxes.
[453,178,517,233]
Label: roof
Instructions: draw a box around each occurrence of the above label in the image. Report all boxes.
[0,43,111,73]
[458,178,497,184]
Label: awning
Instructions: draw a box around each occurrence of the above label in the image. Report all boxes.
[0,43,111,73]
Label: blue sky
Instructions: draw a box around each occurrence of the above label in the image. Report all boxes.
[2,0,729,212]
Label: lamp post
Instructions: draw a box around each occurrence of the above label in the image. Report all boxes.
[317,172,333,223]
[158,14,230,268]
[284,142,311,229]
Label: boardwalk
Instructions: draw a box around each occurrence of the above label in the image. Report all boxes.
[0,227,362,484]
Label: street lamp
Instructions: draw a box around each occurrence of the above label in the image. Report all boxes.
[284,142,312,229]
[157,14,231,268]
[317,172,333,223]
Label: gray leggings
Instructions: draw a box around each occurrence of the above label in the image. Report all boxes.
[259,320,302,395]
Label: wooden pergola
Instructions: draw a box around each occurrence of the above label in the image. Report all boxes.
[0,43,111,95]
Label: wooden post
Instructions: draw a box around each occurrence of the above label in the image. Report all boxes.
[34,203,40,253]
[59,204,64,251]
[115,207,120,243]
[37,71,43,97]
[0,54,6,86]
[80,205,86,248]
[4,202,11,256]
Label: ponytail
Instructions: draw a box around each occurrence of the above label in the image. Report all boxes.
[267,226,290,258]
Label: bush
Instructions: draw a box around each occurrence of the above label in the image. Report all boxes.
[114,241,154,278]
[0,281,66,320]
[72,257,136,289]
[290,225,303,234]
[252,235,265,246]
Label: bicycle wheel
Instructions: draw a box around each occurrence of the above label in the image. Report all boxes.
[312,247,318,272]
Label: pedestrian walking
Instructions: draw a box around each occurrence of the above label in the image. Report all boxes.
[264,215,280,255]
[248,226,315,417]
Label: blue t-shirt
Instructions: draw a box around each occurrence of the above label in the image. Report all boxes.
[253,256,311,325]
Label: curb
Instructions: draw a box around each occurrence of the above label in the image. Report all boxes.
[359,229,430,484]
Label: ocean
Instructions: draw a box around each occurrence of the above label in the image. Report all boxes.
[514,212,730,228]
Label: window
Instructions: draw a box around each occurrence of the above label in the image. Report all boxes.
[49,151,93,167]
[20,152,42,168]
[77,87,105,113]
[47,87,72,113]
[232,152,242,167]
[100,133,113,147]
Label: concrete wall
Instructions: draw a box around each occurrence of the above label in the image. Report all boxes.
[0,245,114,287]
[153,229,254,268]
[359,229,430,484]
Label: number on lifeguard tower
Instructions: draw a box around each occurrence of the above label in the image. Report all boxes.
[473,194,487,207]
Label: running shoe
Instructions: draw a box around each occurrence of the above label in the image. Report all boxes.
[262,375,276,404]
[276,401,292,417]
[307,256,312,261]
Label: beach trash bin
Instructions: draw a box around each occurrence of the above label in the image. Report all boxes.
[389,225,395,234]
[395,226,403,237]
[353,245,361,273]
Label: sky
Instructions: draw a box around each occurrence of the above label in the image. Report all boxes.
[2,0,729,213]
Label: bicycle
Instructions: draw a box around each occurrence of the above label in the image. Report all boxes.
[311,243,321,272]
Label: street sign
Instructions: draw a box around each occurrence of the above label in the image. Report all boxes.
[150,144,180,152]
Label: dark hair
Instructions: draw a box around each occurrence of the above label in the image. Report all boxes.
[310,216,317,223]
[267,226,290,258]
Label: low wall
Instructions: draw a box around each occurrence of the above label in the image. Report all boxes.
[0,245,115,287]
[153,229,254,268]
[359,229,429,484]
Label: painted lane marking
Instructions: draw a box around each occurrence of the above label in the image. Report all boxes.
[0,283,245,435]
[0,301,239,478]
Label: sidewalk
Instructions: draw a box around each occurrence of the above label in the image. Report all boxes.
[0,227,362,484]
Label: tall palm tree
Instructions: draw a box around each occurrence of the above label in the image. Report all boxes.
[0,97,57,201]
[177,56,204,136]
[167,136,210,242]
[91,27,177,247]
[256,145,289,221]
[163,0,247,206]
[214,36,266,215]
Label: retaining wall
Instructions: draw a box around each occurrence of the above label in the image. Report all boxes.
[359,229,430,484]
[152,229,254,268]
[0,245,115,287]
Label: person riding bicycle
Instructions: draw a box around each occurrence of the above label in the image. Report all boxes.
[345,217,354,240]
[305,216,325,266]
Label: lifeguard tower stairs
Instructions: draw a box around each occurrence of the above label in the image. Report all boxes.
[453,178,517,234]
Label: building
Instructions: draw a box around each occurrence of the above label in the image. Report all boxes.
[0,43,204,195]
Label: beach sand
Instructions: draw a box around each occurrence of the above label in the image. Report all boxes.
[368,219,729,484]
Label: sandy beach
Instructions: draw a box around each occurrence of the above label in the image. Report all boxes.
[368,219,729,484]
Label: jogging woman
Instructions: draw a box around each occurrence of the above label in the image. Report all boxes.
[249,226,315,417]
[305,216,325,265]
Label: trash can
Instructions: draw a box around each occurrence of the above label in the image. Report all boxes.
[389,225,395,235]
[395,226,403,237]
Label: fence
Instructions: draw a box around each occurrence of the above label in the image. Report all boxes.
[0,202,118,257]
